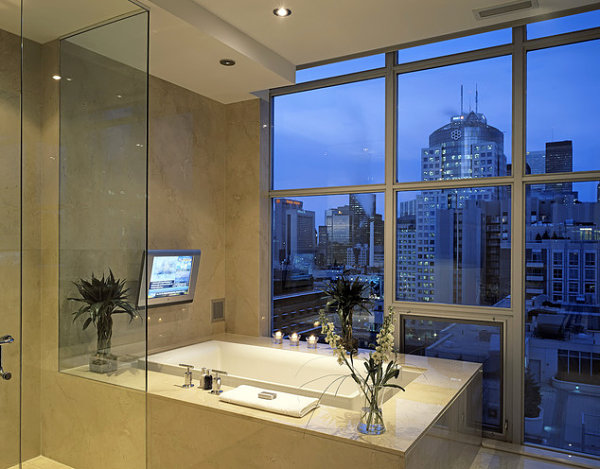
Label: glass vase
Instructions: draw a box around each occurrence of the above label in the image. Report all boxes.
[357,386,386,435]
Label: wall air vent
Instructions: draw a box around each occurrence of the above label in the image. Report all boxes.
[211,298,225,322]
[474,0,537,20]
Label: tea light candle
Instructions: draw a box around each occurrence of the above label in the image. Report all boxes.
[307,335,318,349]
[273,330,283,344]
[289,332,300,346]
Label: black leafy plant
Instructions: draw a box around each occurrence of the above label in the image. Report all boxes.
[70,270,140,360]
[322,273,371,354]
[524,367,542,418]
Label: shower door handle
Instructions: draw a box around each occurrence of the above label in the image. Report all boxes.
[0,335,14,381]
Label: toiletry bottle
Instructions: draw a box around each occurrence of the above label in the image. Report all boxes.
[200,368,208,390]
[203,369,213,390]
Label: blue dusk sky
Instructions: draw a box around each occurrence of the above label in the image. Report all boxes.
[273,11,600,225]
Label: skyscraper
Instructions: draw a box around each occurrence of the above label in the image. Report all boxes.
[272,198,316,266]
[396,106,509,304]
[545,140,573,194]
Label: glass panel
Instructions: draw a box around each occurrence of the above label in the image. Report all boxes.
[403,318,503,433]
[296,54,385,83]
[396,186,511,307]
[527,40,600,174]
[397,29,511,64]
[0,3,21,467]
[58,13,148,390]
[272,194,384,348]
[272,78,385,189]
[527,9,600,39]
[397,56,512,182]
[525,181,600,456]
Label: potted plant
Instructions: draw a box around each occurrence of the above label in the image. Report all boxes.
[524,367,544,437]
[70,270,141,373]
[322,273,371,354]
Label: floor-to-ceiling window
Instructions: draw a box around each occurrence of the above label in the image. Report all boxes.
[269,7,600,458]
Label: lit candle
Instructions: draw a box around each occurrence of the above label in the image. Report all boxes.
[307,335,317,349]
[289,332,300,346]
[273,330,283,344]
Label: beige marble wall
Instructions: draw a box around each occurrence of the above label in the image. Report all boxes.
[147,76,227,352]
[0,27,26,469]
[0,27,47,468]
[224,99,268,336]
[4,14,266,469]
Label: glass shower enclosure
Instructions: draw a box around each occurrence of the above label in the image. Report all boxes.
[0,1,149,467]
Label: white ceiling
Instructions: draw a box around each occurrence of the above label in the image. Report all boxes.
[1,0,599,103]
[194,0,600,66]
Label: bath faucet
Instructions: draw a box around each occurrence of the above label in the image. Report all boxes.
[210,369,227,395]
[179,363,195,388]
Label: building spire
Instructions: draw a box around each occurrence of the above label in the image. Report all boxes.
[460,84,464,115]
[475,83,479,114]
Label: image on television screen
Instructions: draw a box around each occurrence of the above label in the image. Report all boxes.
[148,255,193,299]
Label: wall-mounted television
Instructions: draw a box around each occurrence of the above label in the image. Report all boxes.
[138,249,201,307]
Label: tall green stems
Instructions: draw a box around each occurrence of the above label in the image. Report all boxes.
[320,307,405,435]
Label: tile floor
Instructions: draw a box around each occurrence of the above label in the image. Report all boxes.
[471,448,586,468]
[9,449,590,469]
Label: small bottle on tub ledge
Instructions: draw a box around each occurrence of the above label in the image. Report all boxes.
[201,367,212,390]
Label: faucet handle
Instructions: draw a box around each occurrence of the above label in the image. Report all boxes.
[0,335,14,345]
[179,364,195,388]
[210,369,226,395]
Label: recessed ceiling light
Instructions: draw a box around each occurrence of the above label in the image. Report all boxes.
[273,7,291,17]
[52,74,61,81]
[219,58,236,66]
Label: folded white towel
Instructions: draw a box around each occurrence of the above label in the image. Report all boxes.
[220,385,319,418]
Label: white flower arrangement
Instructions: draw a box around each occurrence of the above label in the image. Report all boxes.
[320,306,404,434]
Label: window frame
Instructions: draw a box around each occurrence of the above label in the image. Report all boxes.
[266,8,600,454]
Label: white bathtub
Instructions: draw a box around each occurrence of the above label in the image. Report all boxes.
[146,340,423,411]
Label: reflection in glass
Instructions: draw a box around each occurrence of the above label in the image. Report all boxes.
[271,194,384,347]
[397,56,512,182]
[396,187,511,307]
[527,9,600,39]
[296,54,385,83]
[397,29,511,64]
[58,13,148,389]
[527,40,600,175]
[272,78,385,189]
[525,182,600,456]
[403,318,503,433]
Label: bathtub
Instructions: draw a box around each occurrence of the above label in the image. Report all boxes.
[145,340,423,411]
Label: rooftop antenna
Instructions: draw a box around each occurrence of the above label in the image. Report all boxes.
[460,85,464,115]
[476,84,479,113]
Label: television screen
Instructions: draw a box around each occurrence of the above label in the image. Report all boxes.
[138,250,201,307]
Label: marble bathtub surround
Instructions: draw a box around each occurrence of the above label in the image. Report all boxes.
[145,333,482,461]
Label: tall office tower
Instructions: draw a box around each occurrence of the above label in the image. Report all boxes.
[397,106,508,304]
[272,198,316,267]
[597,182,600,203]
[545,140,573,194]
[526,150,546,175]
[421,110,506,183]
[526,150,546,192]
[396,214,417,301]
[322,204,351,267]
